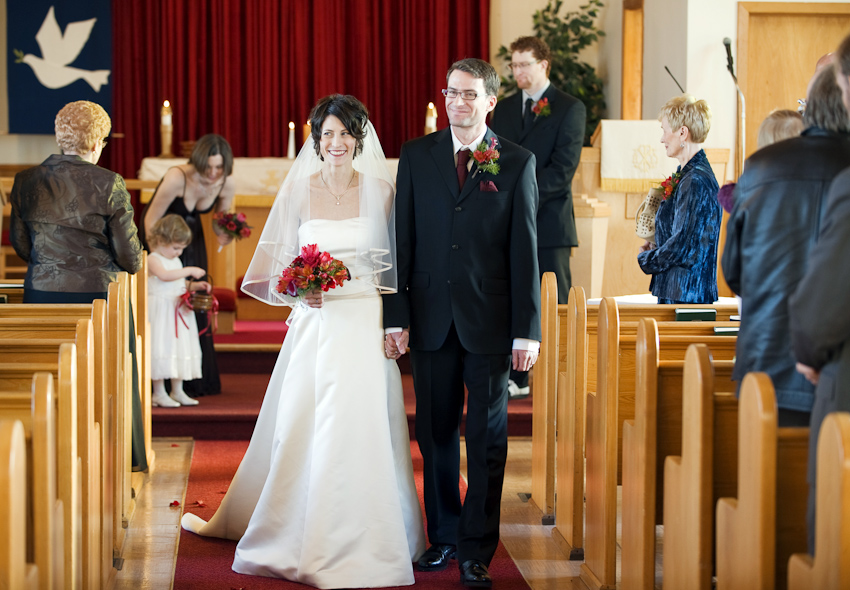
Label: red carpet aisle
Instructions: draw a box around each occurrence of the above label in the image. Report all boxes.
[173,440,530,589]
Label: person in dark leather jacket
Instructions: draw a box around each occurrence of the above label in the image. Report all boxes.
[10,100,143,303]
[722,64,850,425]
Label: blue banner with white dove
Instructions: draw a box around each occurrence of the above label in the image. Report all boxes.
[7,1,111,134]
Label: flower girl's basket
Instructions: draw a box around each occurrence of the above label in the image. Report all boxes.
[635,187,664,243]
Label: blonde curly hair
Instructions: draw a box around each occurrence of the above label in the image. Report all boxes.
[148,214,193,249]
[658,94,712,144]
[55,101,111,154]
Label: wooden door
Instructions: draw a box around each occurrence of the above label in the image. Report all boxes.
[737,3,850,175]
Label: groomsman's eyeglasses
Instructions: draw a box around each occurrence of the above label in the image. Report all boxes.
[508,60,539,72]
[442,89,480,101]
[100,138,108,148]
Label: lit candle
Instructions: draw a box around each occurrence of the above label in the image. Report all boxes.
[287,121,296,159]
[303,121,312,145]
[160,100,174,157]
[161,100,172,126]
[425,102,437,135]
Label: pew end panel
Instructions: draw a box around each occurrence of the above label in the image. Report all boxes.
[0,419,31,590]
[530,272,558,520]
[715,372,809,590]
[663,344,739,590]
[580,297,619,590]
[552,286,587,560]
[788,412,850,589]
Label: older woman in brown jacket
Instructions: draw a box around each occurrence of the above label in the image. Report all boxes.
[10,100,143,303]
[11,100,147,471]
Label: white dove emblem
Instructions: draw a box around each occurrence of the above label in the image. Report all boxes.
[14,6,110,92]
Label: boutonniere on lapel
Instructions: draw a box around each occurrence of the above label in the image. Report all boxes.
[659,171,682,200]
[472,137,500,176]
[532,97,551,118]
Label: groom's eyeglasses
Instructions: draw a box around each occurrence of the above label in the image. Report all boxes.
[442,89,480,101]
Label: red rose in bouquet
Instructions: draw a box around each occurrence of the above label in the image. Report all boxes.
[276,244,351,298]
[214,211,252,239]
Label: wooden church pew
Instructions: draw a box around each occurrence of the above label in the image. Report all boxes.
[788,411,850,589]
[108,274,136,564]
[134,254,154,472]
[0,322,103,590]
[530,272,558,518]
[663,344,739,590]
[0,298,114,588]
[715,372,808,590]
[621,318,736,590]
[0,373,63,590]
[0,275,138,587]
[0,418,39,589]
[0,344,81,590]
[0,279,24,303]
[581,300,737,590]
[551,291,737,564]
[551,286,587,559]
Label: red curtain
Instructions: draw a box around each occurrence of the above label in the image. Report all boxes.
[107,0,490,181]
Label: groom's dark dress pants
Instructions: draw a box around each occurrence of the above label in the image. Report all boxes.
[411,322,511,565]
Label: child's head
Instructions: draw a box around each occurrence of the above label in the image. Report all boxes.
[757,109,804,149]
[149,214,193,252]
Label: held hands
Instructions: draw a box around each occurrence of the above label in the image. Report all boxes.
[304,288,324,309]
[385,329,409,359]
[512,348,538,372]
[639,240,654,254]
[216,232,233,247]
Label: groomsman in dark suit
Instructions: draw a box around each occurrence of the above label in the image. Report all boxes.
[383,58,541,588]
[491,36,586,399]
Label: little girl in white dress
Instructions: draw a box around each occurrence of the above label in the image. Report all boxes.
[147,214,212,407]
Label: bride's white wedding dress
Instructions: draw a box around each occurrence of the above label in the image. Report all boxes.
[182,218,425,588]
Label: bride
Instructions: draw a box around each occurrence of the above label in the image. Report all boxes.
[181,94,426,588]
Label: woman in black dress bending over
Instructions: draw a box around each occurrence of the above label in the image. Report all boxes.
[141,134,236,396]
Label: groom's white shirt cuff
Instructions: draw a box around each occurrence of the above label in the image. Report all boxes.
[385,328,539,352]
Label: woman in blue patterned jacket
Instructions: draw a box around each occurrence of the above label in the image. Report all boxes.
[637,95,721,304]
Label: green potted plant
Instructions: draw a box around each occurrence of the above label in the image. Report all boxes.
[497,0,606,145]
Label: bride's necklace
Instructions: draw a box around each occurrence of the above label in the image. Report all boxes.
[320,170,356,205]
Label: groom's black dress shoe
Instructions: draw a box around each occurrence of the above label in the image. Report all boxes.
[459,559,492,588]
[416,544,456,571]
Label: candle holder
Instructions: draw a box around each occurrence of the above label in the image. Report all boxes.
[425,102,438,135]
[160,100,174,157]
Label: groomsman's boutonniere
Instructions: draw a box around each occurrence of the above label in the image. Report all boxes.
[472,137,500,175]
[532,97,551,118]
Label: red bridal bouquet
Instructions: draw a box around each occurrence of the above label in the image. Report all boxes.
[214,211,252,239]
[275,244,351,298]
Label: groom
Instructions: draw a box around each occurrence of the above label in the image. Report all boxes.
[384,58,541,588]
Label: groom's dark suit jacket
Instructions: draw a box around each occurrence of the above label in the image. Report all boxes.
[384,126,541,353]
[489,84,585,249]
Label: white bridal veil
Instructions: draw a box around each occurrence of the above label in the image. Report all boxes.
[240,120,397,306]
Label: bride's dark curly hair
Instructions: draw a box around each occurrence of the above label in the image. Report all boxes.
[309,94,369,159]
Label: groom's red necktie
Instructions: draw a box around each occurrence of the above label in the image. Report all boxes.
[456,148,471,189]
